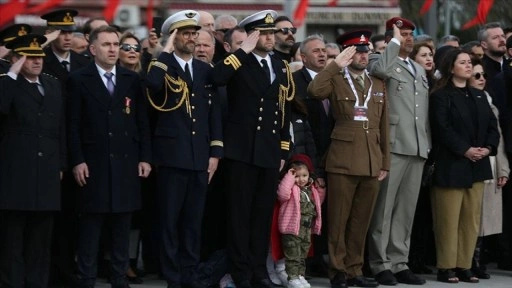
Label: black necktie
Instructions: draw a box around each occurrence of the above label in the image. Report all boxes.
[32,82,44,96]
[184,63,193,85]
[261,59,270,84]
[61,60,69,72]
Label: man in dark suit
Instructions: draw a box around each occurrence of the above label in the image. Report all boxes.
[145,10,223,288]
[212,10,294,288]
[41,9,90,85]
[292,34,333,278]
[0,34,65,288]
[67,25,151,288]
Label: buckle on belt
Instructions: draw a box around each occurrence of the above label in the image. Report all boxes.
[363,120,369,130]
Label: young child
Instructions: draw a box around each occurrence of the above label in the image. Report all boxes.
[278,154,325,288]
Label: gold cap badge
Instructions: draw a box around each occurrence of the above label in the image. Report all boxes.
[18,26,27,36]
[30,38,40,48]
[264,13,274,24]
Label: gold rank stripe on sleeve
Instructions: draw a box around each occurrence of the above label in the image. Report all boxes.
[281,141,290,151]
[223,54,241,70]
[210,140,224,147]
[150,60,168,71]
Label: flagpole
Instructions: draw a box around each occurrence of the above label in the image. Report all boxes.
[444,0,451,37]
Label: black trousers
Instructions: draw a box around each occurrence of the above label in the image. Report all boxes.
[0,210,54,288]
[76,212,131,288]
[157,167,208,286]
[223,159,279,283]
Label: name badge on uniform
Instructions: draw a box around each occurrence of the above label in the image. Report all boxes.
[354,106,368,121]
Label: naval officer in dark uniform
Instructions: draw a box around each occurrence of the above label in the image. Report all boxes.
[145,9,223,288]
[0,34,66,288]
[213,9,295,288]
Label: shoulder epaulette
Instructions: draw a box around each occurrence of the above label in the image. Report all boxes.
[0,58,9,63]
[0,73,7,77]
[42,73,58,80]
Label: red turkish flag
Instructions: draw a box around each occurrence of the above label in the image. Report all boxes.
[293,0,309,27]
[419,0,434,16]
[103,0,120,23]
[25,0,63,14]
[461,0,495,30]
[0,0,28,28]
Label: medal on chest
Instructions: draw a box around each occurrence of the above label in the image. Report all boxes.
[124,97,131,114]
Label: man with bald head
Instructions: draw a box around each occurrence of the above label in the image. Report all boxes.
[198,11,215,33]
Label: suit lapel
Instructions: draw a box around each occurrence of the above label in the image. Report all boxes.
[82,63,110,107]
[111,66,134,109]
[451,88,475,137]
[17,77,43,104]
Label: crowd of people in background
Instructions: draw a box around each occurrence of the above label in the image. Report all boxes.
[1,5,512,288]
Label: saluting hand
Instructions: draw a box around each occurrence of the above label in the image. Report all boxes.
[138,162,152,178]
[240,30,260,54]
[334,45,356,69]
[162,29,177,54]
[42,29,61,48]
[9,55,26,75]
[72,162,89,187]
[392,24,403,43]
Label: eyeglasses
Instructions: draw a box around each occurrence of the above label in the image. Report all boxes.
[472,72,487,80]
[216,28,230,33]
[276,27,297,35]
[120,43,141,52]
[180,31,200,39]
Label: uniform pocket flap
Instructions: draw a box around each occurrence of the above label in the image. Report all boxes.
[331,130,355,141]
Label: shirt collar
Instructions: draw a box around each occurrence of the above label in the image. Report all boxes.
[53,50,70,63]
[173,54,193,71]
[306,68,318,79]
[95,64,116,77]
[252,53,271,66]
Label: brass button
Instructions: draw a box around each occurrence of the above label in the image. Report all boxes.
[259,107,263,112]
[258,117,262,121]
[272,130,275,134]
[192,131,196,135]
[257,126,261,130]
[261,98,264,102]
[193,118,196,122]
[192,105,195,109]
[192,93,195,97]
[274,121,277,125]
[37,152,43,157]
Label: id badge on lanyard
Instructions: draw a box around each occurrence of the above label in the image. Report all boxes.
[344,67,373,122]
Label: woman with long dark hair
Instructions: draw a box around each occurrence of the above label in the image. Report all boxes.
[429,49,499,283]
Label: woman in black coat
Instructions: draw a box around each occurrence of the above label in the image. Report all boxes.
[429,49,499,283]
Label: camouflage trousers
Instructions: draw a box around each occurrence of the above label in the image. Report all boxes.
[282,223,312,279]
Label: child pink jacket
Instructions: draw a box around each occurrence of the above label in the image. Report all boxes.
[277,171,326,236]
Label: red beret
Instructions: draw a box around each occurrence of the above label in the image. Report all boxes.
[386,17,415,31]
[289,153,314,172]
[336,29,372,52]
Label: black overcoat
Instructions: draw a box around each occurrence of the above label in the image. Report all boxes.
[430,85,500,188]
[0,73,65,210]
[67,63,151,213]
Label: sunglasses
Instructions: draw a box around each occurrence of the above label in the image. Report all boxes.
[276,27,297,35]
[216,28,230,33]
[120,43,141,52]
[472,72,487,80]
